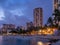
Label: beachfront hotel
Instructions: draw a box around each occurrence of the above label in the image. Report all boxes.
[53,0,60,10]
[33,8,43,27]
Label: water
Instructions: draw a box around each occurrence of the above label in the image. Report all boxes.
[0,35,59,45]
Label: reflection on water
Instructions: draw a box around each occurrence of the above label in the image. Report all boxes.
[37,41,43,45]
[37,41,50,45]
[0,36,3,45]
[0,36,51,45]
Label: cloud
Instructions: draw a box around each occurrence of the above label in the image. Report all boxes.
[0,0,53,26]
[9,8,26,16]
[0,7,5,20]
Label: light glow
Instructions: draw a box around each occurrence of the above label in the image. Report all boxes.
[37,41,43,45]
[38,27,57,35]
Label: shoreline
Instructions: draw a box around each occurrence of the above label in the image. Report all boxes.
[0,35,60,39]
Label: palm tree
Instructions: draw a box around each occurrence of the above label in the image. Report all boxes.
[47,17,53,27]
[53,9,60,35]
[53,9,60,26]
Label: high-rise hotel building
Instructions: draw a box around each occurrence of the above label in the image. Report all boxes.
[34,8,43,27]
[53,0,60,10]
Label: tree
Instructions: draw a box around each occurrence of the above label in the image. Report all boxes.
[9,30,18,33]
[16,26,23,34]
[53,9,60,35]
[53,9,60,25]
[47,17,53,26]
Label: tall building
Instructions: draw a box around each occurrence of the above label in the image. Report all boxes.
[53,0,60,10]
[34,8,43,27]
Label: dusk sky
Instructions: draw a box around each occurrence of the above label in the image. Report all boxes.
[0,0,53,26]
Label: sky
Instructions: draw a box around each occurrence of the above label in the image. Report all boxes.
[0,0,53,26]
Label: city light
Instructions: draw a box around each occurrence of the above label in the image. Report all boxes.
[37,41,50,45]
[37,41,43,45]
[38,27,58,35]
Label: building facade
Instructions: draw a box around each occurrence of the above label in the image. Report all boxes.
[34,8,43,27]
[53,0,60,10]
[2,24,15,33]
[26,22,33,29]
